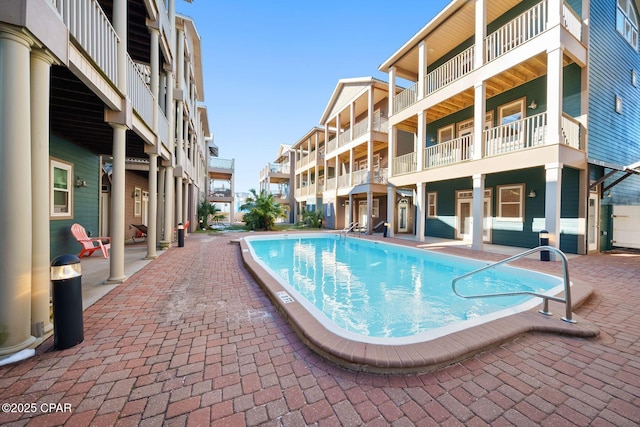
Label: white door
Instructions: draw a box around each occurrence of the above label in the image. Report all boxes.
[587,192,599,252]
[456,191,491,242]
[398,199,409,232]
[142,191,149,225]
[359,201,368,229]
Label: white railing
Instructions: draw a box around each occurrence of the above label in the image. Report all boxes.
[325,177,337,191]
[127,56,154,126]
[209,158,234,169]
[50,0,120,85]
[425,46,475,95]
[374,168,388,184]
[485,0,548,62]
[327,137,337,154]
[393,152,417,176]
[373,116,389,133]
[338,128,351,147]
[269,163,290,174]
[562,2,582,41]
[424,135,474,169]
[483,112,547,156]
[393,82,418,113]
[561,114,581,149]
[338,173,352,188]
[157,107,169,147]
[353,169,369,185]
[353,119,369,140]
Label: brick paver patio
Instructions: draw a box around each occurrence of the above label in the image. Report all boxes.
[0,232,638,426]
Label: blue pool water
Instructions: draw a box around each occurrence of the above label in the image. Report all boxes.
[245,234,563,343]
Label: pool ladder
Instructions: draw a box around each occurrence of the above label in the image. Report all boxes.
[451,246,577,323]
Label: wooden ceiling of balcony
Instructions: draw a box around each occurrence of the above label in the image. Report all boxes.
[395,52,574,130]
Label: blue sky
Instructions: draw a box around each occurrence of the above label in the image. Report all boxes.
[176,0,451,193]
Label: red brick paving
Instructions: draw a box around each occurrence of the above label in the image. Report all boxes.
[1,233,639,426]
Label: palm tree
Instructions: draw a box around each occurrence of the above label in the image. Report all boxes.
[197,198,221,229]
[240,189,285,231]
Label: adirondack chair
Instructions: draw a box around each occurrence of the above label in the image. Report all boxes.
[70,223,111,258]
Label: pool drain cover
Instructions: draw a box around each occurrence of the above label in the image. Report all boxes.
[276,291,295,304]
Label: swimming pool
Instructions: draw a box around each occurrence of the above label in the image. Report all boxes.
[243,234,565,345]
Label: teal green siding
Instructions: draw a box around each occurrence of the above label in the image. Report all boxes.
[559,167,580,254]
[50,135,101,258]
[588,0,640,205]
[425,178,471,239]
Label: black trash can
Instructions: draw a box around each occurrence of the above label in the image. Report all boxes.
[383,222,389,237]
[539,230,550,261]
[51,254,84,349]
[178,222,185,247]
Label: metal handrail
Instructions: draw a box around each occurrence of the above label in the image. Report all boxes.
[451,246,576,323]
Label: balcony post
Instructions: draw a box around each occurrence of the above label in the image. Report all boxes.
[389,66,396,116]
[368,87,375,182]
[472,174,485,251]
[473,82,486,160]
[416,183,425,242]
[474,0,486,69]
[146,153,158,259]
[544,163,563,256]
[417,111,425,171]
[350,101,355,141]
[546,46,563,145]
[418,41,427,100]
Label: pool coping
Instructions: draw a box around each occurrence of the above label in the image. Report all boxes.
[236,234,600,374]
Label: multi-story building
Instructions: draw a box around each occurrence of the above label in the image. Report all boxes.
[207,140,236,224]
[0,0,210,355]
[259,144,294,222]
[378,0,639,252]
[291,127,326,223]
[319,77,394,233]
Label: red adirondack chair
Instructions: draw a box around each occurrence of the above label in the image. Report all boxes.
[70,223,111,258]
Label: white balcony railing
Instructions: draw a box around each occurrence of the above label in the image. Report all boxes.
[425,46,475,95]
[374,168,389,184]
[373,116,389,132]
[485,0,548,62]
[325,177,337,191]
[338,128,352,148]
[50,0,119,85]
[127,57,154,126]
[483,112,547,156]
[393,82,418,113]
[209,158,234,169]
[352,119,369,140]
[562,2,582,41]
[337,173,351,188]
[424,134,474,169]
[393,152,417,176]
[352,169,369,185]
[561,114,581,149]
[327,137,337,154]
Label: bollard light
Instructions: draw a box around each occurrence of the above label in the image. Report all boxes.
[51,254,84,349]
[178,222,185,247]
[539,230,550,261]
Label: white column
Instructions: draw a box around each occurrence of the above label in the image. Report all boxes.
[175,28,184,225]
[545,163,563,253]
[546,47,563,145]
[349,102,355,140]
[164,165,174,243]
[157,166,166,243]
[0,29,36,355]
[418,41,426,99]
[146,153,158,258]
[473,82,486,160]
[415,182,425,242]
[31,49,55,337]
[416,111,425,171]
[387,186,395,237]
[471,174,485,251]
[107,124,127,283]
[475,0,486,69]
[389,66,396,116]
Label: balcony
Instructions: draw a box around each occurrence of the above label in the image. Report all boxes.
[209,158,234,170]
[392,1,582,114]
[393,112,582,175]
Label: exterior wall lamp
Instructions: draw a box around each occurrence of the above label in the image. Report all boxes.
[75,177,87,188]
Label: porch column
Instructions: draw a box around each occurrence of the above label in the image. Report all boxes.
[474,0,487,69]
[386,186,395,237]
[31,49,55,338]
[473,82,486,160]
[0,28,36,355]
[545,163,563,254]
[157,166,166,244]
[416,182,426,242]
[175,27,185,225]
[107,123,128,283]
[349,102,355,140]
[418,41,427,100]
[416,111,425,171]
[146,153,158,258]
[472,174,485,251]
[546,46,563,145]
[389,66,396,116]
[163,165,175,244]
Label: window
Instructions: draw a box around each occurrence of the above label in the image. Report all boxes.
[616,95,623,114]
[437,124,454,143]
[134,187,142,216]
[632,70,638,87]
[497,184,524,221]
[372,199,379,217]
[617,0,638,49]
[50,159,73,218]
[427,192,437,218]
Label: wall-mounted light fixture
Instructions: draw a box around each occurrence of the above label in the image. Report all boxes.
[528,100,537,110]
[75,177,87,188]
[429,136,436,142]
[528,189,537,198]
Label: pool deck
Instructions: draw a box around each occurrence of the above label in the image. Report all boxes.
[1,231,639,426]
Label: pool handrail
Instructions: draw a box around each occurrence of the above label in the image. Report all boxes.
[451,246,577,323]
